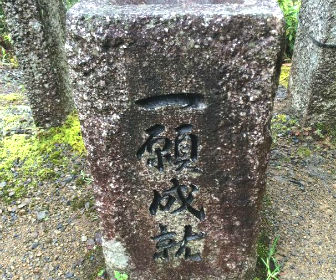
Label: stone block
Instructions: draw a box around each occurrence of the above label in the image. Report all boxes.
[289,0,336,126]
[67,1,284,279]
[2,0,73,128]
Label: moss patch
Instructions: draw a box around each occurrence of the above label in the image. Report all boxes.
[297,146,312,158]
[38,113,85,154]
[279,64,291,88]
[0,113,85,201]
[0,92,24,106]
[271,114,298,146]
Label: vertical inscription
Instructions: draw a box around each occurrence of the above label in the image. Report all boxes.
[136,94,206,262]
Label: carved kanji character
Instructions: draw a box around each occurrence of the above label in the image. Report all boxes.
[152,224,178,261]
[152,224,205,261]
[137,124,172,171]
[149,178,205,221]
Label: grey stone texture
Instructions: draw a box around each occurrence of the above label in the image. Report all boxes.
[2,0,73,128]
[67,0,284,279]
[288,0,336,126]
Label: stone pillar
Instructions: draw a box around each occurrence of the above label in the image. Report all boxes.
[288,0,336,127]
[67,1,284,279]
[2,0,73,128]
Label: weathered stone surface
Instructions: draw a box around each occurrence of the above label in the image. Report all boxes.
[67,1,284,279]
[288,0,336,126]
[2,0,73,128]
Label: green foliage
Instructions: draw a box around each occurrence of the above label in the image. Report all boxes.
[65,0,80,9]
[260,237,281,280]
[297,146,311,158]
[97,268,105,277]
[114,271,128,280]
[0,112,86,201]
[277,0,301,58]
[255,234,282,280]
[255,232,270,280]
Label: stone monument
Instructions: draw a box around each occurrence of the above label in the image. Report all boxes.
[67,0,284,279]
[2,0,73,128]
[289,0,336,126]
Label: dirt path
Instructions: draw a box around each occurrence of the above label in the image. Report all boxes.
[0,67,335,280]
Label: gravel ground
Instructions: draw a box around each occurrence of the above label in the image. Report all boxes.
[265,92,336,279]
[0,67,106,280]
[0,67,335,279]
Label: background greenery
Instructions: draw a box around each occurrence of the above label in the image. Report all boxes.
[278,0,301,58]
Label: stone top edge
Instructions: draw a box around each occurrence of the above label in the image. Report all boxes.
[68,0,283,19]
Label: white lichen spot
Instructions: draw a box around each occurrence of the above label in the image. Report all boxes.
[102,238,129,270]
